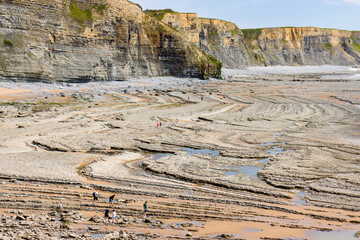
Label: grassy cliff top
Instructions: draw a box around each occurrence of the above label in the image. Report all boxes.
[241,26,356,32]
[241,27,357,41]
[144,9,179,20]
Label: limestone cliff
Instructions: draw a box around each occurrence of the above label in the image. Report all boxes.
[154,10,360,68]
[244,27,360,66]
[1,2,360,83]
[0,0,221,82]
[156,11,251,68]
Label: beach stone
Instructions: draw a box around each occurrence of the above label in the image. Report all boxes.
[217,234,233,239]
[105,231,120,239]
[88,226,101,231]
[67,233,77,238]
[89,215,103,223]
[143,218,152,223]
[16,215,26,221]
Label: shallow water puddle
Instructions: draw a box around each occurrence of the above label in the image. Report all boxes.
[237,166,262,179]
[305,229,358,240]
[242,228,262,233]
[91,233,106,238]
[182,148,220,157]
[227,133,287,179]
[292,191,307,206]
[228,145,286,179]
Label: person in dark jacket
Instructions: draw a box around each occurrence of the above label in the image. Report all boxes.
[109,194,115,205]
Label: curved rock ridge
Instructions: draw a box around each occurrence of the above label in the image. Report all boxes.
[154,10,360,68]
[0,0,221,82]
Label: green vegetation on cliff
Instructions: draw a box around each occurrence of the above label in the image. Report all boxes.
[155,24,168,33]
[322,43,334,53]
[3,39,14,47]
[208,54,222,79]
[145,9,177,20]
[242,28,263,40]
[231,28,240,36]
[353,43,360,52]
[201,51,222,79]
[68,1,107,24]
[351,32,360,52]
[94,4,107,14]
[241,28,263,49]
[69,1,93,23]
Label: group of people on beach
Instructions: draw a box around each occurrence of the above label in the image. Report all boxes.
[104,208,117,223]
[92,190,148,223]
[103,201,147,223]
[93,190,115,205]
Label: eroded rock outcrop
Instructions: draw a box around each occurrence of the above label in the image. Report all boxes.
[0,0,221,82]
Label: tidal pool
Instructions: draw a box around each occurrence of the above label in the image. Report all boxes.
[182,148,220,157]
[305,229,358,240]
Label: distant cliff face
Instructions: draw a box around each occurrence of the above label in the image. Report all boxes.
[0,0,220,82]
[157,10,360,68]
[244,27,360,66]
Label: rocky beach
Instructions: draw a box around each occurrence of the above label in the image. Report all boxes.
[0,66,359,239]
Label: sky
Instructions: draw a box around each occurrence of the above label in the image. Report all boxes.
[132,0,360,31]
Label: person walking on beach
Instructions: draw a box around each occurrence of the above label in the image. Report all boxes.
[143,201,148,217]
[93,190,98,204]
[109,194,115,205]
[104,208,110,223]
[111,209,116,223]
[175,117,178,124]
[58,201,63,211]
[157,122,159,127]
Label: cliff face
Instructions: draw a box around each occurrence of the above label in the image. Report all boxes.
[1,1,359,83]
[245,27,360,66]
[160,12,251,68]
[0,0,220,82]
[158,11,360,68]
